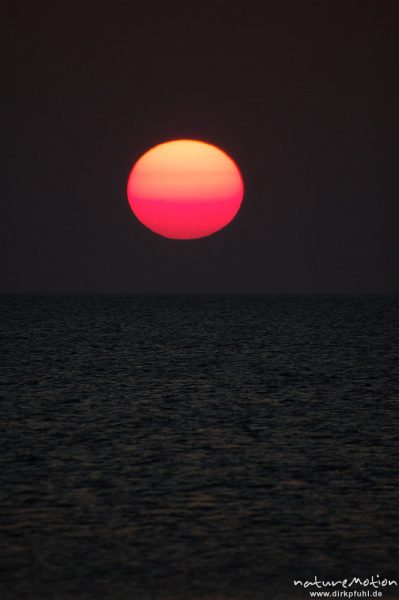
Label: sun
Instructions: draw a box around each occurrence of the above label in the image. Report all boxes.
[126,139,244,239]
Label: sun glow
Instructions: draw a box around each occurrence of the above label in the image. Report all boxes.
[127,139,244,239]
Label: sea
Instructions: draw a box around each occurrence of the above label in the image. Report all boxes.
[1,294,398,600]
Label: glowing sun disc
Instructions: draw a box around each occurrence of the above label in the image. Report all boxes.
[127,139,244,239]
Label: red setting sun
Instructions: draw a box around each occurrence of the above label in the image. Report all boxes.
[127,139,244,239]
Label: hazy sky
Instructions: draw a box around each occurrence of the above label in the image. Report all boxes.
[2,1,398,293]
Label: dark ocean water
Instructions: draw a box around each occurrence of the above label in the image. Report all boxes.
[1,295,398,600]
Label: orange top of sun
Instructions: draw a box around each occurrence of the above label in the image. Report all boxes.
[127,139,244,239]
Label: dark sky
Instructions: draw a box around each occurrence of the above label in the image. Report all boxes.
[2,0,398,293]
